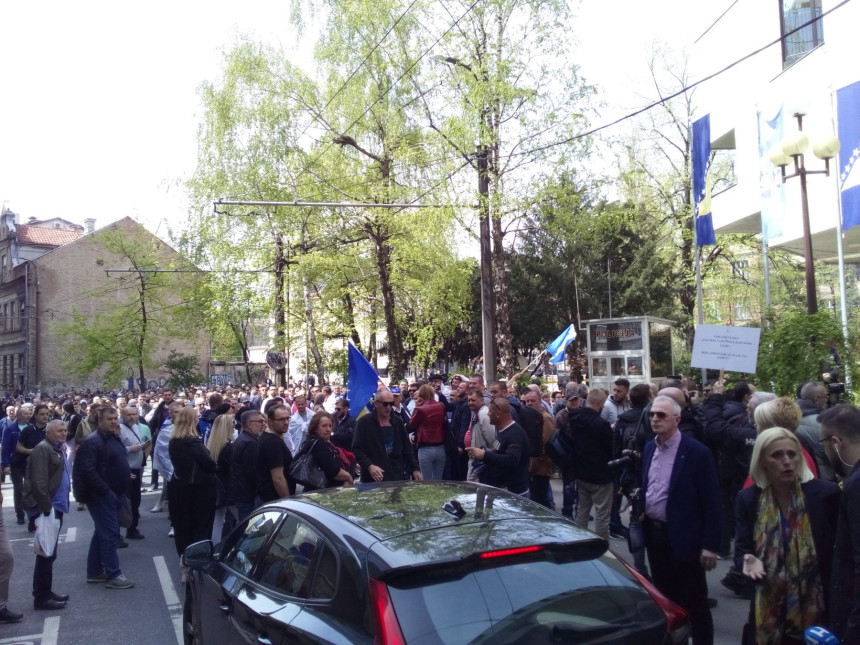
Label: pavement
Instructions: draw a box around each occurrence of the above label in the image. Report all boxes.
[0,468,750,644]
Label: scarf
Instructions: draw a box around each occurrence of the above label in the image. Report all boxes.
[753,481,824,644]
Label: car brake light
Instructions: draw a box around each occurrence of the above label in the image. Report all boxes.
[618,557,690,644]
[369,578,406,645]
[479,545,542,559]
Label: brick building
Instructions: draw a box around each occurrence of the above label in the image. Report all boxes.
[0,207,209,393]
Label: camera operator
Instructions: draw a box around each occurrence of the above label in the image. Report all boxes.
[612,383,653,577]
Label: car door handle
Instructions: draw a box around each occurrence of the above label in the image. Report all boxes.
[257,634,272,645]
[218,597,232,616]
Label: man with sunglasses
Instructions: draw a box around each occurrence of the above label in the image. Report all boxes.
[353,388,421,483]
[640,395,720,645]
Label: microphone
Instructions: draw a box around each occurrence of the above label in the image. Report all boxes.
[805,626,840,644]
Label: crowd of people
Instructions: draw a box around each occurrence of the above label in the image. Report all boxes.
[0,372,856,645]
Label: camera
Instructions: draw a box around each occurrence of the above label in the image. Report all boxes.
[608,449,640,469]
[829,383,845,395]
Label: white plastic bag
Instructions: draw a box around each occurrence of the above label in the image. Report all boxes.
[33,509,61,558]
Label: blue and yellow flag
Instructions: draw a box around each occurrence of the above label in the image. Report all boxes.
[838,80,860,231]
[693,115,716,246]
[544,324,577,365]
[347,341,379,418]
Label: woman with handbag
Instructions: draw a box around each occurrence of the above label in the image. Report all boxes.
[167,407,217,560]
[294,412,354,492]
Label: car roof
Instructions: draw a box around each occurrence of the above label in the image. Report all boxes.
[290,481,599,542]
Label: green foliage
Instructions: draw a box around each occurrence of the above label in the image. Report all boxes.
[164,351,206,390]
[756,309,850,396]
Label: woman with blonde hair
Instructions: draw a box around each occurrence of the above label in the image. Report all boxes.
[206,414,235,543]
[168,407,217,558]
[735,427,839,644]
[753,397,819,478]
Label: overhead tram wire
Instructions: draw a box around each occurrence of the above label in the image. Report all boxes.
[290,0,482,188]
[512,0,852,158]
[694,0,742,44]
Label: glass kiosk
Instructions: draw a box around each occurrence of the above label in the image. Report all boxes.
[583,316,675,391]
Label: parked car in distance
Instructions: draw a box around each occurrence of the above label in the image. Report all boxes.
[183,481,690,644]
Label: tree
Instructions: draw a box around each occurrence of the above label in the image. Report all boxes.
[165,351,206,390]
[57,225,189,387]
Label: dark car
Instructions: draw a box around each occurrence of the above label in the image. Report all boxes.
[182,481,690,644]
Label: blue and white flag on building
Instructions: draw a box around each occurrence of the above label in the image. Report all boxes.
[757,104,786,243]
[692,115,716,246]
[346,341,379,418]
[837,80,860,231]
[544,324,577,365]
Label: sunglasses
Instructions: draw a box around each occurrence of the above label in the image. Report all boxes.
[376,401,393,407]
[649,411,668,419]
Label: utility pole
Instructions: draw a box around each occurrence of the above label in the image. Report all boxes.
[477,145,497,381]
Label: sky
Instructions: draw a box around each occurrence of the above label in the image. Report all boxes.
[0,1,716,239]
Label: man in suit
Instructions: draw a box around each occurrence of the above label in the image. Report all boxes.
[820,404,860,642]
[641,395,720,645]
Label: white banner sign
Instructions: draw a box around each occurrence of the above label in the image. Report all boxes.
[690,324,761,374]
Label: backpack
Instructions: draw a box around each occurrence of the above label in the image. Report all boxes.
[518,406,545,458]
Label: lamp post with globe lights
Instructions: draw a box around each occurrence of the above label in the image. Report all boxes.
[769,112,840,314]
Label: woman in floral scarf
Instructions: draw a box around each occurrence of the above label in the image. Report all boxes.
[735,427,840,644]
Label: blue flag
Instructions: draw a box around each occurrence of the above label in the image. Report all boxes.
[544,324,577,365]
[837,80,860,231]
[757,104,786,243]
[346,341,379,418]
[693,115,716,246]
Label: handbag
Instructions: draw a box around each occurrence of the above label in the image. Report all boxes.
[117,494,133,528]
[289,440,328,490]
[34,509,61,557]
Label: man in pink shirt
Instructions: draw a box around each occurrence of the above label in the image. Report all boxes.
[641,395,720,645]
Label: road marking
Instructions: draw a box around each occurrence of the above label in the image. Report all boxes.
[64,527,75,543]
[10,527,76,545]
[154,555,183,645]
[0,615,60,645]
[41,616,60,645]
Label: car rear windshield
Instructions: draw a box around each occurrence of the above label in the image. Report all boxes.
[386,555,666,645]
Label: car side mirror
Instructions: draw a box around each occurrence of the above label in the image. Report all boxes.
[183,540,214,567]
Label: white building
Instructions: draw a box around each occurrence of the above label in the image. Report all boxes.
[692,0,860,262]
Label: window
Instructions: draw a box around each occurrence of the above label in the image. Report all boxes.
[733,303,752,321]
[732,259,750,281]
[222,510,282,576]
[255,516,336,599]
[780,0,823,68]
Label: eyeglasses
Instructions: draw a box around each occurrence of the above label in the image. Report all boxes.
[272,416,290,422]
[649,411,668,419]
[247,419,266,425]
[376,401,393,407]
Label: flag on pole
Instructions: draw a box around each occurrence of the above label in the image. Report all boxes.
[693,115,717,246]
[757,104,786,243]
[837,80,860,231]
[544,324,577,365]
[346,341,379,418]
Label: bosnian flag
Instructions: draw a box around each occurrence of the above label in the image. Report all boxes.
[837,80,860,231]
[545,324,577,365]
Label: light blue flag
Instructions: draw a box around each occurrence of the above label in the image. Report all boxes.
[757,104,785,242]
[837,81,860,231]
[346,341,379,418]
[545,324,577,365]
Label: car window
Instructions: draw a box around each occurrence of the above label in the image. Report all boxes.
[256,516,334,598]
[386,556,666,645]
[222,510,283,577]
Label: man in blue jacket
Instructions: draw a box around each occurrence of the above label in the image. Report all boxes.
[641,395,720,645]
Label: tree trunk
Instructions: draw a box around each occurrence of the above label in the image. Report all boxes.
[489,181,515,377]
[366,224,404,380]
[273,233,287,386]
[344,291,362,348]
[302,269,325,385]
[137,274,147,387]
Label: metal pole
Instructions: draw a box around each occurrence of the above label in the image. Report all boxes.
[796,114,818,315]
[573,272,582,331]
[477,146,497,382]
[763,241,771,307]
[607,258,612,318]
[830,89,851,394]
[695,220,706,386]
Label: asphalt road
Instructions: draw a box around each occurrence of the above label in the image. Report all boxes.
[0,471,750,645]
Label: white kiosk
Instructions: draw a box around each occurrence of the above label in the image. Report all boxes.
[583,316,675,391]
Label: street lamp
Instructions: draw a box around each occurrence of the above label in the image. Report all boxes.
[434,54,497,380]
[769,111,840,314]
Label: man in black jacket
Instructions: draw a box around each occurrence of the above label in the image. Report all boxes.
[352,388,421,483]
[568,389,614,540]
[466,398,530,496]
[331,399,356,451]
[73,407,133,589]
[820,404,860,642]
[230,410,266,521]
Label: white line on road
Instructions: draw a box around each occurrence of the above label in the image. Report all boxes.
[64,527,76,543]
[0,615,60,645]
[154,555,183,645]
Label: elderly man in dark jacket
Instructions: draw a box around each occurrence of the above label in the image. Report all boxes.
[352,388,421,483]
[73,407,133,589]
[23,419,71,610]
